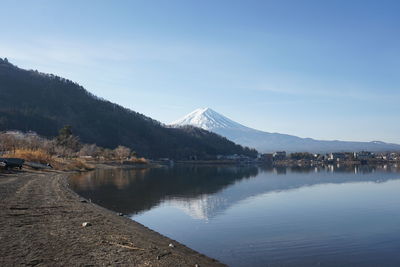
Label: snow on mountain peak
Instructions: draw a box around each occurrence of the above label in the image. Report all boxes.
[170,108,400,153]
[170,107,249,131]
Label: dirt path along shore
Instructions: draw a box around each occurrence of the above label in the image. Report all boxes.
[0,170,225,266]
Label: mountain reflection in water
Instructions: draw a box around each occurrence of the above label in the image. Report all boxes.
[69,164,400,266]
[69,165,258,216]
[69,164,399,218]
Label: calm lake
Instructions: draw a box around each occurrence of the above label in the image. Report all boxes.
[69,164,400,266]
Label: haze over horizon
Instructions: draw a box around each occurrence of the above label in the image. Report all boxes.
[1,0,399,143]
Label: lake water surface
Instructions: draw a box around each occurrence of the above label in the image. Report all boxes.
[70,164,400,266]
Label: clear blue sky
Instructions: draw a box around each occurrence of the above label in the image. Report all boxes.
[1,0,399,143]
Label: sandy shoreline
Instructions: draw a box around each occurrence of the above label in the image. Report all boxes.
[0,169,225,266]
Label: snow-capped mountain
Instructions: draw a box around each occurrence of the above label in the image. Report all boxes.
[171,107,252,132]
[170,108,400,153]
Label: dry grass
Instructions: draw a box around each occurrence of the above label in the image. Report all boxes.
[4,149,94,171]
[130,157,148,164]
[65,159,95,171]
[51,158,95,171]
[3,149,52,164]
[3,149,146,171]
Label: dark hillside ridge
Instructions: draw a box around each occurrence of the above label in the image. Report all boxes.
[0,58,257,159]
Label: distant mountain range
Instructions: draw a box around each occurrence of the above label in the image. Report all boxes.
[171,108,400,153]
[0,58,256,159]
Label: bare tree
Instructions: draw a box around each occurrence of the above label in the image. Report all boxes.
[114,146,131,161]
[0,133,19,153]
[78,144,100,158]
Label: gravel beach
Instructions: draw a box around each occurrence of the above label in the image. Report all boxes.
[0,169,225,266]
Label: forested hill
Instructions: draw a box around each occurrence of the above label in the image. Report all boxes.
[0,58,257,159]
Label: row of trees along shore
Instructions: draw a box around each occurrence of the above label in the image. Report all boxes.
[0,126,146,170]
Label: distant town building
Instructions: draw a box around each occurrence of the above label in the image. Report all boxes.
[328,152,346,162]
[354,151,374,160]
[375,153,386,160]
[226,154,241,160]
[273,151,287,161]
[389,153,399,160]
[260,153,273,163]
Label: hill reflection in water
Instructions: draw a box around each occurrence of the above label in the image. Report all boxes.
[70,164,400,266]
[69,164,400,219]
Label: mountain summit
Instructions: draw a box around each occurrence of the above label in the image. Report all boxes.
[171,108,250,131]
[171,108,400,153]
